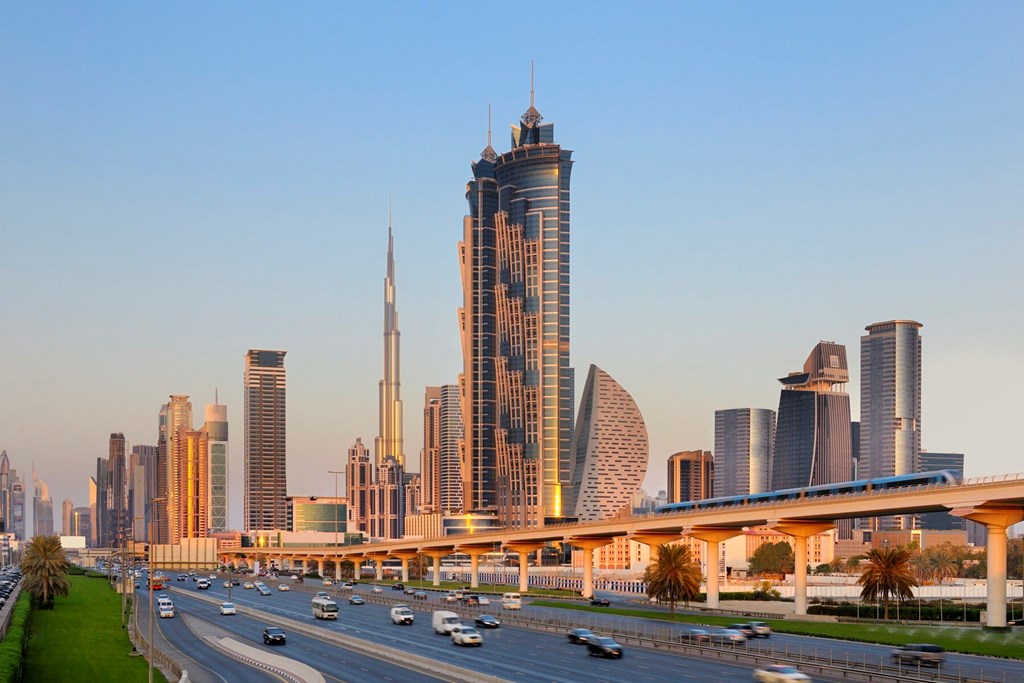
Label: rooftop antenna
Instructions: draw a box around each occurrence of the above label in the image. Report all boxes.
[530,60,535,108]
[487,103,492,148]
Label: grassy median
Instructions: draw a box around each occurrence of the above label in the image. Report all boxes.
[22,574,168,682]
[529,600,1024,659]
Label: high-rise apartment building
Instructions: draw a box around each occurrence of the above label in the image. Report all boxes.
[713,408,775,498]
[0,452,9,535]
[439,385,463,514]
[88,475,98,546]
[171,426,210,541]
[32,473,54,537]
[346,438,373,534]
[9,470,25,540]
[459,80,574,528]
[244,349,287,532]
[106,433,128,545]
[129,444,157,542]
[667,450,714,504]
[376,215,405,469]
[566,366,648,522]
[157,396,193,543]
[420,387,442,513]
[61,498,74,536]
[918,451,966,531]
[772,342,853,490]
[404,474,420,518]
[205,395,229,532]
[369,455,404,540]
[71,507,90,538]
[860,320,922,531]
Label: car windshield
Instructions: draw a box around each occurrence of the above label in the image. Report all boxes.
[266,628,283,635]
[222,603,234,609]
[462,628,478,635]
[592,637,616,645]
[773,667,797,673]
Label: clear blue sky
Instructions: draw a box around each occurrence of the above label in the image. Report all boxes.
[2,3,1022,530]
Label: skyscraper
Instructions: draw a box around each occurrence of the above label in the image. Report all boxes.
[157,396,192,543]
[566,365,648,522]
[346,438,373,534]
[0,451,9,534]
[420,387,442,514]
[713,408,775,498]
[918,451,966,531]
[439,384,464,514]
[860,320,922,531]
[460,75,574,529]
[61,498,74,536]
[244,349,287,532]
[667,450,714,504]
[129,444,157,542]
[772,341,853,490]
[106,433,128,545]
[32,472,54,537]
[369,455,404,540]
[205,395,229,532]
[376,212,405,469]
[172,426,209,541]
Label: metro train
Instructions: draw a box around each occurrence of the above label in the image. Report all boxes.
[654,470,962,514]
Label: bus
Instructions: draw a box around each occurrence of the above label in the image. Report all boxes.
[312,597,339,620]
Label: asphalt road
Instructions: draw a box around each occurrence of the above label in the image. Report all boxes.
[179,578,797,683]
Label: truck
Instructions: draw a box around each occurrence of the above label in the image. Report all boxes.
[391,605,414,625]
[432,610,461,634]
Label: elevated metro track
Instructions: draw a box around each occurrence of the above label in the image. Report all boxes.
[226,473,1024,628]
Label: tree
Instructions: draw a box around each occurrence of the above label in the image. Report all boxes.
[21,535,70,609]
[643,544,702,616]
[927,544,960,584]
[857,546,917,620]
[748,541,795,576]
[408,554,431,581]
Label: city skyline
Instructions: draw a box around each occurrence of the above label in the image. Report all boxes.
[2,5,1022,530]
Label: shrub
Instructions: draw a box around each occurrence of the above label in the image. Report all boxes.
[0,593,32,683]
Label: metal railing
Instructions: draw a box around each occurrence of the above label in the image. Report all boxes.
[130,595,184,681]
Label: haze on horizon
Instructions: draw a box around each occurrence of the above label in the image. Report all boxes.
[2,3,1022,530]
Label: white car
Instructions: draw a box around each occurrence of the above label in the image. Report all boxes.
[753,665,811,682]
[243,582,255,589]
[219,602,236,616]
[209,574,217,580]
[277,583,290,591]
[450,625,483,647]
[371,587,383,594]
[223,581,232,588]
[322,579,333,586]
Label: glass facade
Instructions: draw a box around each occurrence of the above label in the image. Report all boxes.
[288,497,347,534]
[714,408,774,497]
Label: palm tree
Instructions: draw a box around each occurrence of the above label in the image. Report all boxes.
[857,546,917,620]
[21,535,70,609]
[643,544,702,617]
[928,544,960,620]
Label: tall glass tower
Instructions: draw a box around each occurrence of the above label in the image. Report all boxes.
[460,76,574,528]
[244,349,287,532]
[376,209,405,469]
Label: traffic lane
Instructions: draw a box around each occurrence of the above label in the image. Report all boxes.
[193,584,783,683]
[168,589,445,683]
[138,590,278,683]
[524,600,1024,681]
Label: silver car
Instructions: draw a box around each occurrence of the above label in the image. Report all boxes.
[709,628,747,645]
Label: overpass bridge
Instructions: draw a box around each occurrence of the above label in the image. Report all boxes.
[223,472,1024,628]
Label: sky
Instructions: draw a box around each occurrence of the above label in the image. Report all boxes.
[2,3,1022,532]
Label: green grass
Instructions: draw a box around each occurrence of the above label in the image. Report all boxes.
[0,593,31,683]
[21,574,168,682]
[528,600,1024,659]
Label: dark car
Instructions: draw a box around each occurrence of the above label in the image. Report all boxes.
[586,637,623,658]
[176,575,187,582]
[263,627,286,645]
[590,597,611,607]
[567,628,595,644]
[231,579,240,586]
[475,614,501,628]
[392,583,405,591]
[348,595,365,605]
[891,644,945,666]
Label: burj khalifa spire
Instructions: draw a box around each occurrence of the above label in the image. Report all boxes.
[375,201,405,468]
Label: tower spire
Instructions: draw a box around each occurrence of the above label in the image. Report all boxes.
[521,61,543,128]
[530,60,535,108]
[480,103,497,161]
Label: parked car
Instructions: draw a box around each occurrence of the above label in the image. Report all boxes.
[709,629,747,645]
[277,583,290,591]
[567,628,595,644]
[263,627,286,645]
[348,595,365,605]
[753,664,812,682]
[219,602,236,616]
[590,597,611,607]
[451,625,483,646]
[891,644,945,666]
[475,614,500,628]
[586,636,623,658]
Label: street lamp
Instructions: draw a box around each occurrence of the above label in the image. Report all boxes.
[328,470,343,582]
[147,496,166,683]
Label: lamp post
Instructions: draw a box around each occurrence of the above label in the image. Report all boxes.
[328,470,343,581]
[147,496,166,683]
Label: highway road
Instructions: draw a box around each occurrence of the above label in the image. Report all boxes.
[170,577,818,683]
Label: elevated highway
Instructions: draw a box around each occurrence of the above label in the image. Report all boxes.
[223,472,1024,628]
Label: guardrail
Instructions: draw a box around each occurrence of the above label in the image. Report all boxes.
[130,594,184,681]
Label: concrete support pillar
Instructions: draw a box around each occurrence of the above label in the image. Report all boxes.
[505,543,545,593]
[686,528,744,611]
[456,547,489,589]
[401,558,410,583]
[335,559,342,581]
[376,559,384,581]
[951,506,1024,629]
[566,537,615,598]
[433,555,442,586]
[768,520,835,616]
[421,550,450,587]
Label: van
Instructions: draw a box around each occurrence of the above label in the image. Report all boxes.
[432,610,461,634]
[312,597,339,620]
[158,602,174,618]
[391,605,415,625]
[501,592,522,610]
[196,579,210,590]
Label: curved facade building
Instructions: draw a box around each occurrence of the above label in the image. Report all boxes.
[567,365,648,522]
